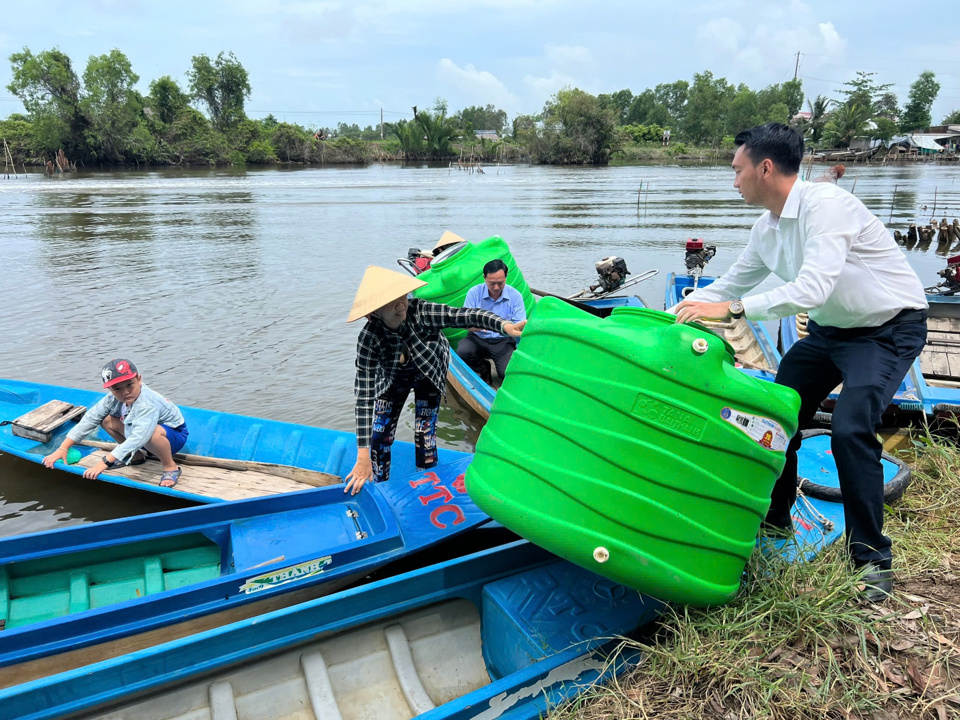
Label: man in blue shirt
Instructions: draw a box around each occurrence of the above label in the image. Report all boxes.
[457,259,527,384]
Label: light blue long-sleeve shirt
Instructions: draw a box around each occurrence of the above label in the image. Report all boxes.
[463,283,526,339]
[66,383,186,464]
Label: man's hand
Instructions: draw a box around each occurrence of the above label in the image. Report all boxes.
[673,300,733,325]
[42,448,68,468]
[83,460,109,480]
[345,450,374,495]
[503,319,527,337]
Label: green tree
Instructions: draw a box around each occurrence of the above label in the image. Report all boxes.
[540,88,621,164]
[837,71,892,115]
[7,47,87,156]
[876,91,900,120]
[390,118,426,159]
[624,89,670,127]
[757,79,804,120]
[147,76,189,126]
[900,70,940,132]
[456,104,508,134]
[681,71,732,146]
[822,102,871,147]
[415,108,459,159]
[944,109,960,124]
[872,117,899,142]
[726,85,761,136]
[81,49,143,163]
[597,89,634,125]
[187,51,251,131]
[766,103,790,125]
[806,95,831,143]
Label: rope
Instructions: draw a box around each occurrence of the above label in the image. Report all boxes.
[795,477,835,534]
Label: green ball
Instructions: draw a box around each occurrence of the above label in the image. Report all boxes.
[65,447,82,465]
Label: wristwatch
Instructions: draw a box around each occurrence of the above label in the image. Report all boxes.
[102,456,117,469]
[729,299,745,319]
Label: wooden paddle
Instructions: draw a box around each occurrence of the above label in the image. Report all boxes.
[79,440,342,488]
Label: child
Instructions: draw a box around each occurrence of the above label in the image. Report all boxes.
[345,266,525,495]
[42,359,189,488]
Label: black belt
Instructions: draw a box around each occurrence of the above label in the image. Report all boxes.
[884,308,927,325]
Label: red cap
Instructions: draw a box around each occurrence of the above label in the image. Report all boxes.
[101,359,138,388]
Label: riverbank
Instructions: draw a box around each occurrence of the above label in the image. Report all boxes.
[558,434,960,720]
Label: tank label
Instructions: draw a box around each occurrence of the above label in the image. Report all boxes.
[720,407,788,451]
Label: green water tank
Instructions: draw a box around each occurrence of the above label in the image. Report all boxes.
[412,236,535,345]
[465,299,801,607]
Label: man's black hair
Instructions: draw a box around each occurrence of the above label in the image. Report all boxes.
[483,259,509,277]
[734,123,804,175]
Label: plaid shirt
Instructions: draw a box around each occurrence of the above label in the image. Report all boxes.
[355,299,508,447]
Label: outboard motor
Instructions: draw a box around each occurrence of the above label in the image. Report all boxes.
[403,247,434,275]
[682,238,717,296]
[592,256,630,294]
[926,253,960,295]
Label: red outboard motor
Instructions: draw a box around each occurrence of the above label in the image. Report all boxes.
[402,247,434,275]
[926,253,960,295]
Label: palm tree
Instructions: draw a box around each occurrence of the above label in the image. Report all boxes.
[415,110,460,160]
[807,95,831,144]
[822,102,871,148]
[389,119,425,159]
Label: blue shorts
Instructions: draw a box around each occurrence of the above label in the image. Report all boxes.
[160,424,189,455]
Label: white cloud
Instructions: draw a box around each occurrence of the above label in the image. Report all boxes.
[523,71,577,103]
[437,58,517,110]
[695,18,743,56]
[545,44,593,66]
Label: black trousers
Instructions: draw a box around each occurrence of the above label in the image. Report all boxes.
[456,334,517,382]
[769,309,927,568]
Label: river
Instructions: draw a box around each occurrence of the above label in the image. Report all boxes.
[1,161,958,536]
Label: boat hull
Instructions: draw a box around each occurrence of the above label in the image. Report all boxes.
[0,379,471,502]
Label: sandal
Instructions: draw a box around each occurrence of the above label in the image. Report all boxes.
[159,467,182,488]
[129,451,149,466]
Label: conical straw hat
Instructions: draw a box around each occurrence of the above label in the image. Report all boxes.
[433,230,467,251]
[347,266,427,323]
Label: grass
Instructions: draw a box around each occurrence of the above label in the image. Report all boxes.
[553,433,960,720]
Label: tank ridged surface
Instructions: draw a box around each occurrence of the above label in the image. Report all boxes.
[412,236,534,344]
[466,298,800,606]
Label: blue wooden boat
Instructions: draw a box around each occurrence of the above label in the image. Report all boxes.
[906,295,960,418]
[0,541,665,720]
[665,272,780,380]
[0,379,472,503]
[0,451,487,687]
[0,435,910,720]
[778,312,925,418]
[447,295,646,419]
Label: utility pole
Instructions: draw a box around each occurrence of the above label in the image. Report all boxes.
[794,51,802,80]
[380,108,384,139]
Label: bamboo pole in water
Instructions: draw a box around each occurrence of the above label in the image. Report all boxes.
[889,184,898,223]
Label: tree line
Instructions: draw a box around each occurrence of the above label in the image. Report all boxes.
[0,46,952,168]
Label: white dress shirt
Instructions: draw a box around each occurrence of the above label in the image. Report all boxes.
[686,178,927,328]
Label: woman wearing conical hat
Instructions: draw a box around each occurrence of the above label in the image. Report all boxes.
[346,266,525,494]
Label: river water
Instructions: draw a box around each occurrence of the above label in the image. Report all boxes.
[1,161,958,536]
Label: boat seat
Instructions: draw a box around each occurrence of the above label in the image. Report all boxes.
[0,566,8,629]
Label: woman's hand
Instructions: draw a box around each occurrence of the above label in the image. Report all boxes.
[344,449,374,495]
[502,319,527,337]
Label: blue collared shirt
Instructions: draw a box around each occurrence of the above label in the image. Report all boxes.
[464,283,527,339]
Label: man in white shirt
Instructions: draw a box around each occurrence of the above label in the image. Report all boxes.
[674,123,928,602]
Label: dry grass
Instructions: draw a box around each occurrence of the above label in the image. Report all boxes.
[552,434,960,720]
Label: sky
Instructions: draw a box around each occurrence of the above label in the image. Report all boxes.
[1,0,957,131]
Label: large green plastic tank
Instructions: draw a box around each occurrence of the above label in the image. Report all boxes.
[412,235,535,345]
[466,298,801,607]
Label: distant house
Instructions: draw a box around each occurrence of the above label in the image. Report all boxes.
[910,124,960,152]
[475,130,499,142]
